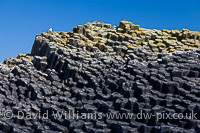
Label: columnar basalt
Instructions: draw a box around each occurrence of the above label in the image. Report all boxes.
[0,21,200,133]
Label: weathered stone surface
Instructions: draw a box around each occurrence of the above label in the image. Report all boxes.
[0,20,200,132]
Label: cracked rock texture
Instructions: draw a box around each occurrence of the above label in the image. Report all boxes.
[0,21,200,133]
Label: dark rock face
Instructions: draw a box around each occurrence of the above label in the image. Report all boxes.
[0,21,200,133]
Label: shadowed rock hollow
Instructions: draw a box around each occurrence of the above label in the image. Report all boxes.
[0,21,200,133]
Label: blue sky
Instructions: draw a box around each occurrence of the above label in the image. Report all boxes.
[0,0,199,62]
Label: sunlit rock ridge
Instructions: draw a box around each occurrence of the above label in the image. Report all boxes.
[0,21,200,133]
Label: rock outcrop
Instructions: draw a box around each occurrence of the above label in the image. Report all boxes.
[0,21,200,133]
